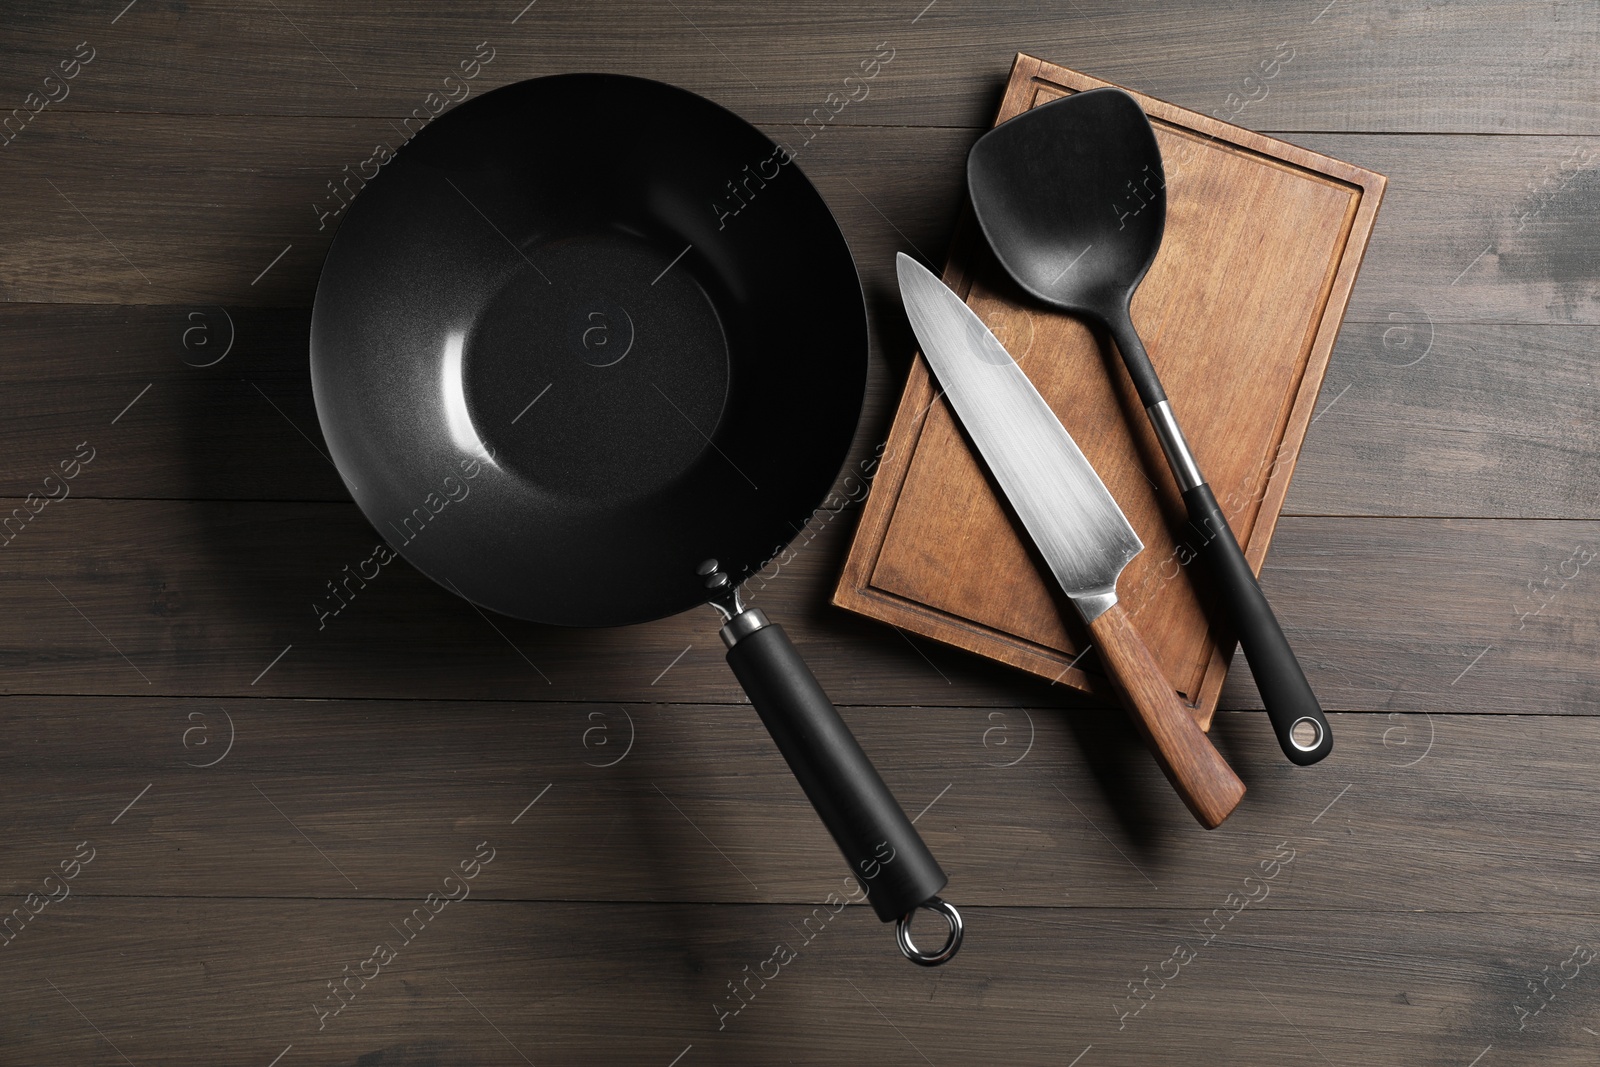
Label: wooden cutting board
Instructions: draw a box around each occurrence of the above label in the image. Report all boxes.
[834,54,1385,728]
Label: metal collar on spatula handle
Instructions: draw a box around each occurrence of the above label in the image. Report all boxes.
[700,560,963,965]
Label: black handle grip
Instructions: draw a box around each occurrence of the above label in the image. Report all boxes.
[1182,484,1332,765]
[725,623,948,921]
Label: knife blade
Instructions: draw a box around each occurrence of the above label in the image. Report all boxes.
[897,253,1244,828]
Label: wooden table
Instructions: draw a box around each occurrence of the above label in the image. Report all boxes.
[2,3,1597,1064]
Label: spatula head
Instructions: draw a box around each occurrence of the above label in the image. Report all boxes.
[967,87,1165,322]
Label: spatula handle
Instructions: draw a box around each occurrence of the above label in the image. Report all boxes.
[1085,600,1246,828]
[1113,313,1332,766]
[1182,484,1333,766]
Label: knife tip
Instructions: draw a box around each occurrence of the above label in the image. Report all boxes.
[895,250,930,291]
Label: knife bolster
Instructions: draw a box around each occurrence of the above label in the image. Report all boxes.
[1072,586,1120,623]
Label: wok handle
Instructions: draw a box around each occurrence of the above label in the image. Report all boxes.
[1182,484,1333,766]
[1084,600,1246,829]
[724,622,954,938]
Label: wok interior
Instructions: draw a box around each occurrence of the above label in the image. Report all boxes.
[311,75,867,626]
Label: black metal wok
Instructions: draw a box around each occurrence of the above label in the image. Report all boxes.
[309,73,960,964]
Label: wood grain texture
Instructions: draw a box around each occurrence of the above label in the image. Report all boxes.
[1287,322,1600,520]
[1294,132,1600,326]
[1086,602,1247,828]
[3,0,1599,133]
[2,706,1599,1063]
[0,116,977,304]
[3,118,1598,327]
[4,306,1596,523]
[1,499,1596,716]
[4,1,1600,1063]
[4,703,1598,913]
[1224,518,1600,716]
[6,899,1594,1066]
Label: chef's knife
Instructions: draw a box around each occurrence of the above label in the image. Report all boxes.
[897,253,1245,828]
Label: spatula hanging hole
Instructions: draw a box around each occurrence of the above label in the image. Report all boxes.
[1290,716,1323,752]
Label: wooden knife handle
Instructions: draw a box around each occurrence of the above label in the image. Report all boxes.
[1086,601,1246,829]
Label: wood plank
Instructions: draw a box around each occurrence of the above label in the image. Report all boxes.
[0,903,1594,1063]
[1,501,1595,712]
[0,118,975,306]
[5,701,1598,1060]
[1225,518,1600,714]
[1294,132,1600,325]
[3,117,1594,330]
[0,302,903,507]
[1287,323,1600,519]
[3,306,1595,523]
[0,495,1037,708]
[0,304,349,502]
[3,700,1595,913]
[2,0,1598,134]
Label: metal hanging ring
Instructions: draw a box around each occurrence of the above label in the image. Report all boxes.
[895,897,963,966]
